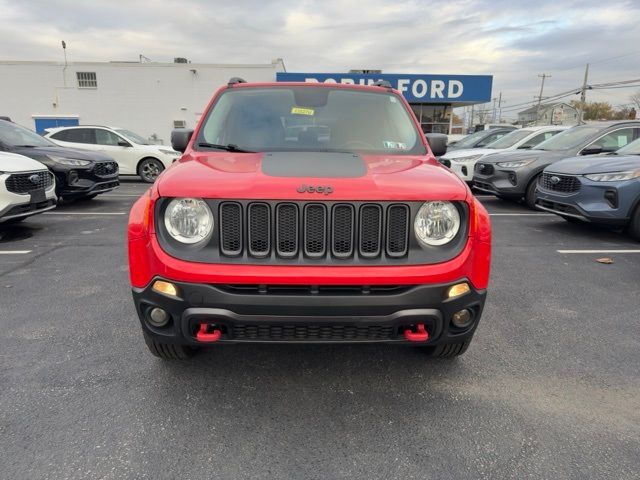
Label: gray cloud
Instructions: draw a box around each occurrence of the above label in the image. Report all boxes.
[1,0,639,117]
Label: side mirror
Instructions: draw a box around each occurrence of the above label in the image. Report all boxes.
[118,140,131,147]
[425,133,448,157]
[517,145,533,149]
[171,128,194,153]
[580,145,603,155]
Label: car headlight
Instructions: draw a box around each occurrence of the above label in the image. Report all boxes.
[496,159,535,168]
[164,198,214,244]
[159,149,181,156]
[584,170,640,182]
[47,155,91,166]
[450,154,483,163]
[414,201,461,246]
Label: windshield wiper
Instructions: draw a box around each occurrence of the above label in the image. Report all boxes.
[14,144,38,148]
[196,142,254,153]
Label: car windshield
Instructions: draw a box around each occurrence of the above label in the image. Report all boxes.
[484,129,533,149]
[115,129,149,145]
[534,126,603,151]
[195,86,426,155]
[614,137,640,155]
[451,130,492,149]
[0,120,55,148]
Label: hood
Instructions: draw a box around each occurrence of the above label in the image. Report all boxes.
[11,145,112,163]
[479,148,569,165]
[546,155,640,175]
[442,148,496,160]
[0,151,49,172]
[158,151,468,201]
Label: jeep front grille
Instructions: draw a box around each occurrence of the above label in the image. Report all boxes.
[218,201,409,261]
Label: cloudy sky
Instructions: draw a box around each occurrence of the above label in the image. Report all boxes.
[1,0,639,119]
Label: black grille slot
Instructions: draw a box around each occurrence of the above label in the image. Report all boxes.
[359,204,382,257]
[220,202,242,256]
[94,161,118,177]
[386,205,409,257]
[331,204,355,257]
[304,204,327,257]
[248,203,271,257]
[539,173,581,194]
[231,324,395,341]
[276,203,298,258]
[5,171,53,194]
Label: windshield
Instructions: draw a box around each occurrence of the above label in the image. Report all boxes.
[115,129,149,145]
[451,130,492,149]
[195,87,426,155]
[484,129,534,149]
[614,137,640,155]
[0,120,55,148]
[534,126,602,151]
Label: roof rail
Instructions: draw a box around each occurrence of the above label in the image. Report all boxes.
[228,77,247,87]
[373,80,392,89]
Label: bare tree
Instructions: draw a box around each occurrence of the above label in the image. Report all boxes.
[631,90,640,116]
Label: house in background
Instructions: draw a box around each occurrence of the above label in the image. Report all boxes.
[517,102,579,126]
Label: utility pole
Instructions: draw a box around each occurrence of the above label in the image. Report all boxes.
[496,92,505,123]
[578,63,590,124]
[536,73,551,125]
[491,97,497,123]
[469,104,475,133]
[61,40,68,88]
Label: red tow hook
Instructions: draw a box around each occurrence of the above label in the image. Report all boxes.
[403,323,429,342]
[195,323,222,343]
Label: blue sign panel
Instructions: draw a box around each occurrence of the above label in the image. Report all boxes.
[276,72,492,104]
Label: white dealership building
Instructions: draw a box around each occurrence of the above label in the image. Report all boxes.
[0,59,287,145]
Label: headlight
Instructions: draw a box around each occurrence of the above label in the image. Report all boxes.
[164,198,213,244]
[496,159,535,168]
[414,201,461,246]
[47,155,91,166]
[159,149,180,156]
[450,154,483,163]
[584,170,640,182]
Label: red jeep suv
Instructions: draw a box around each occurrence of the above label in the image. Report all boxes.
[128,79,491,360]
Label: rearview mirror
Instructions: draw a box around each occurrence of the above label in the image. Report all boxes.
[118,140,131,147]
[171,128,194,153]
[425,133,448,157]
[580,145,603,155]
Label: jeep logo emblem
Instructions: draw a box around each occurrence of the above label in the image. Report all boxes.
[297,184,333,195]
[550,176,561,185]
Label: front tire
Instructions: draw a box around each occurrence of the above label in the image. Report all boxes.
[143,332,196,360]
[524,174,541,209]
[628,204,640,241]
[138,158,164,183]
[422,340,471,358]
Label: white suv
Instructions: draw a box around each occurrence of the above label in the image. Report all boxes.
[441,125,570,182]
[1,152,57,224]
[45,126,181,183]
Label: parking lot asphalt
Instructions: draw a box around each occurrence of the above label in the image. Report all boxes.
[1,179,639,479]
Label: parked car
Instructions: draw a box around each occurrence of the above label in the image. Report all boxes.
[45,126,181,183]
[0,152,57,223]
[472,121,640,208]
[0,119,119,201]
[445,128,515,154]
[473,124,519,132]
[535,138,640,240]
[128,79,491,360]
[441,125,569,183]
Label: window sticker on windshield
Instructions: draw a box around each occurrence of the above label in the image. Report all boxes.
[383,141,408,150]
[618,136,628,147]
[389,97,397,103]
[291,107,315,116]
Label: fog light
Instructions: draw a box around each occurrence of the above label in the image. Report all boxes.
[152,280,179,298]
[452,309,473,328]
[447,282,470,299]
[149,307,170,327]
[68,170,79,184]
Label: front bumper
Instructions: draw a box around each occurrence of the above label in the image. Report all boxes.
[133,279,486,345]
[535,180,639,225]
[473,166,528,198]
[448,161,476,182]
[53,164,119,198]
[0,174,57,222]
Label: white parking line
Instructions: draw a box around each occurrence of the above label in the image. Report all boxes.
[0,250,32,255]
[99,194,142,197]
[557,249,640,254]
[43,212,126,216]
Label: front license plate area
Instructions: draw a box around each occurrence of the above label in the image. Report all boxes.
[30,188,46,204]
